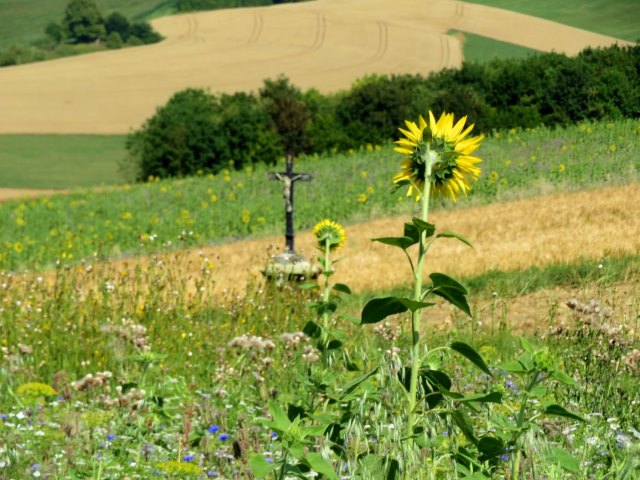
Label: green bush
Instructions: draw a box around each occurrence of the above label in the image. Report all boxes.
[129,21,162,44]
[259,75,312,156]
[126,88,282,180]
[63,0,106,43]
[124,45,640,182]
[335,74,433,147]
[105,32,123,49]
[105,12,131,42]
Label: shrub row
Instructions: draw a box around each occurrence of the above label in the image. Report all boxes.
[127,43,640,180]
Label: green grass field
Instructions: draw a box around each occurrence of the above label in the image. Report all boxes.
[0,134,125,189]
[463,0,640,42]
[1,119,638,270]
[0,0,173,50]
[449,30,541,62]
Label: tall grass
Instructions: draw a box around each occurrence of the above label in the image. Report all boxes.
[0,253,638,478]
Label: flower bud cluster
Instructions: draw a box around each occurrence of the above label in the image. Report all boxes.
[71,371,113,392]
[302,345,320,363]
[101,385,145,410]
[279,332,308,349]
[373,322,401,342]
[103,318,151,351]
[228,335,275,352]
[623,349,640,373]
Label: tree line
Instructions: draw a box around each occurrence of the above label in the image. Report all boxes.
[127,43,640,181]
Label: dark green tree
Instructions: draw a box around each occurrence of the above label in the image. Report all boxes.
[105,12,130,41]
[126,88,281,180]
[259,75,311,157]
[129,22,162,44]
[63,0,106,43]
[335,74,432,147]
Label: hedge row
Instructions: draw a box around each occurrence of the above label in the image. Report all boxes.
[127,43,640,180]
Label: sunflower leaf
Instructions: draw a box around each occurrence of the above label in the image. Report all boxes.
[542,403,585,422]
[372,236,416,250]
[436,231,474,249]
[332,283,352,295]
[450,341,492,376]
[361,297,434,324]
[411,218,436,238]
[429,273,471,316]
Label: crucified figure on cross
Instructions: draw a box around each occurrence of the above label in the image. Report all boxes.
[268,154,312,253]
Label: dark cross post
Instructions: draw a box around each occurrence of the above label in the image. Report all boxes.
[268,154,312,253]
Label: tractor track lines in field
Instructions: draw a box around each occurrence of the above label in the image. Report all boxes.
[370,21,389,63]
[245,13,264,47]
[451,2,464,26]
[308,14,327,54]
[438,34,450,69]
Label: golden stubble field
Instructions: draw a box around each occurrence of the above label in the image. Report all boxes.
[0,0,632,134]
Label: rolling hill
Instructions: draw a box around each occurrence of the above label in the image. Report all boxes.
[0,0,632,134]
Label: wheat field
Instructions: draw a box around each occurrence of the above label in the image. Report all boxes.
[0,0,631,134]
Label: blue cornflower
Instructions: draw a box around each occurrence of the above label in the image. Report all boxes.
[0,414,7,421]
[208,425,220,434]
[270,432,278,439]
[442,431,449,437]
[218,433,230,441]
[266,457,273,463]
[505,380,519,393]
[500,454,510,461]
[106,434,116,441]
[183,454,195,462]
[207,471,219,477]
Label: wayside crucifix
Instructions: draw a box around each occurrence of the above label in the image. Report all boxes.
[268,154,312,253]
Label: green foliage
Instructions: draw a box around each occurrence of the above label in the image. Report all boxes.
[126,88,281,181]
[1,118,639,270]
[105,31,123,48]
[44,21,66,44]
[259,75,312,157]
[105,11,130,40]
[175,0,305,12]
[0,1,162,67]
[63,0,106,43]
[0,0,171,51]
[128,20,162,43]
[335,74,432,147]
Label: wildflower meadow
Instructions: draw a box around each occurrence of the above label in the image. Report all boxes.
[0,116,639,479]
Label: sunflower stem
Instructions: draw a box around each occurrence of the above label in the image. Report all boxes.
[406,148,433,450]
[321,240,331,338]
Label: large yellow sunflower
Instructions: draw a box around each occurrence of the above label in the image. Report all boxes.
[393,111,483,201]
